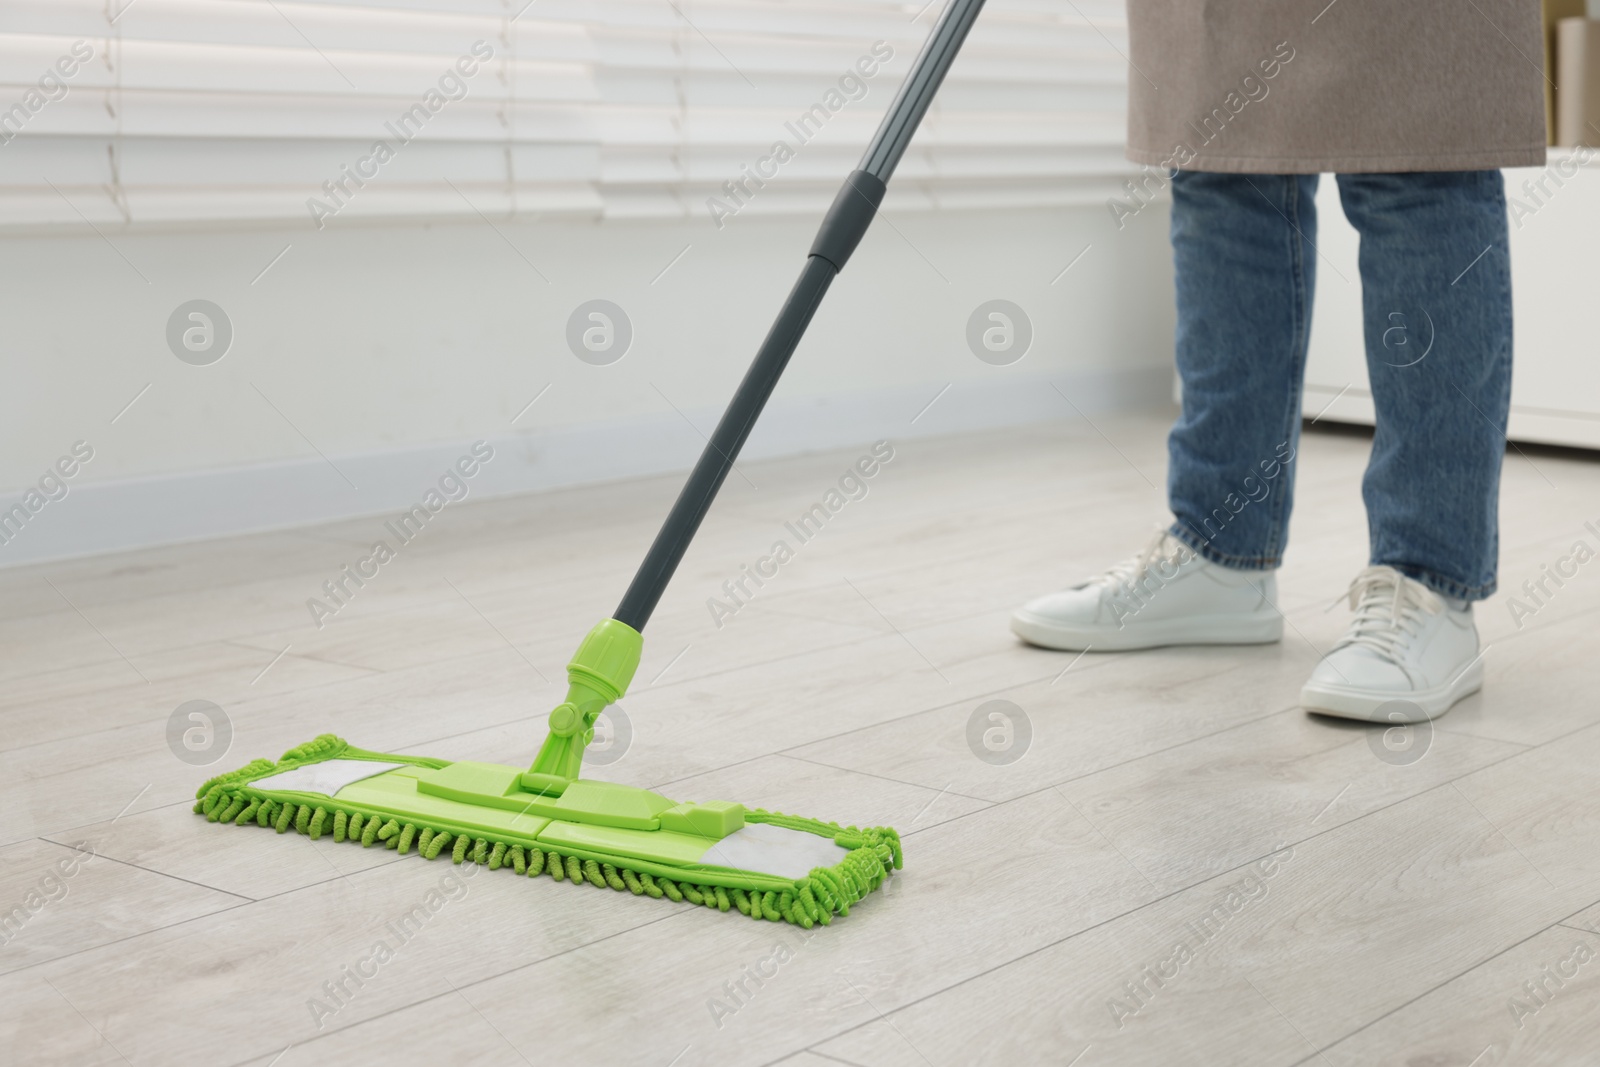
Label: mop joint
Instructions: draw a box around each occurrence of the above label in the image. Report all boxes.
[705,41,895,230]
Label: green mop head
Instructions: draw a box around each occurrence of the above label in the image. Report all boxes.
[195,622,901,927]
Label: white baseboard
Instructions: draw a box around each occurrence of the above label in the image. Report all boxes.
[0,365,1171,568]
[1302,383,1600,451]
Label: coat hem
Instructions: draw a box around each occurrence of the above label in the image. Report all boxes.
[1124,144,1549,174]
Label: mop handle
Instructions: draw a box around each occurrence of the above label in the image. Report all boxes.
[612,0,988,632]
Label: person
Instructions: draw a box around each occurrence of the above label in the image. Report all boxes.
[1012,1,1547,724]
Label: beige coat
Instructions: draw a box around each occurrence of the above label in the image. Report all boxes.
[1125,0,1547,173]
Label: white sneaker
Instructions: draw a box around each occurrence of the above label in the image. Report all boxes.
[1301,566,1483,723]
[1010,530,1283,651]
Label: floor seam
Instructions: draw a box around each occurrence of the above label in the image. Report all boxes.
[34,836,257,904]
[1282,912,1594,1067]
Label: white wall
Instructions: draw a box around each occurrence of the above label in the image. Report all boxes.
[1,197,1176,565]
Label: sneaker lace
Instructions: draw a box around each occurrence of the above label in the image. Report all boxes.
[1092,529,1191,598]
[1332,566,1443,662]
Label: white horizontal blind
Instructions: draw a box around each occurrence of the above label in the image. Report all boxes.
[0,0,1134,229]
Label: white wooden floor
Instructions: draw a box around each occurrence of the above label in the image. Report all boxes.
[4,413,1600,1066]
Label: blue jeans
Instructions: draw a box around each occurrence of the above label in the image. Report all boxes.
[1164,170,1513,602]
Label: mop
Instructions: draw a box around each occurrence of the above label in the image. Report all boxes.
[196,0,988,927]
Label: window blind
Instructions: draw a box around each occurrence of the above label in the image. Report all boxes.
[0,0,1134,228]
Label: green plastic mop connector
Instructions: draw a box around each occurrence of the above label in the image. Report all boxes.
[522,618,642,794]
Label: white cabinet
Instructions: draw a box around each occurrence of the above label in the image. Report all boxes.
[1302,152,1600,449]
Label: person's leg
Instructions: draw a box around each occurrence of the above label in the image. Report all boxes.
[1334,170,1512,601]
[1166,171,1321,570]
[1300,170,1507,722]
[1011,171,1319,652]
